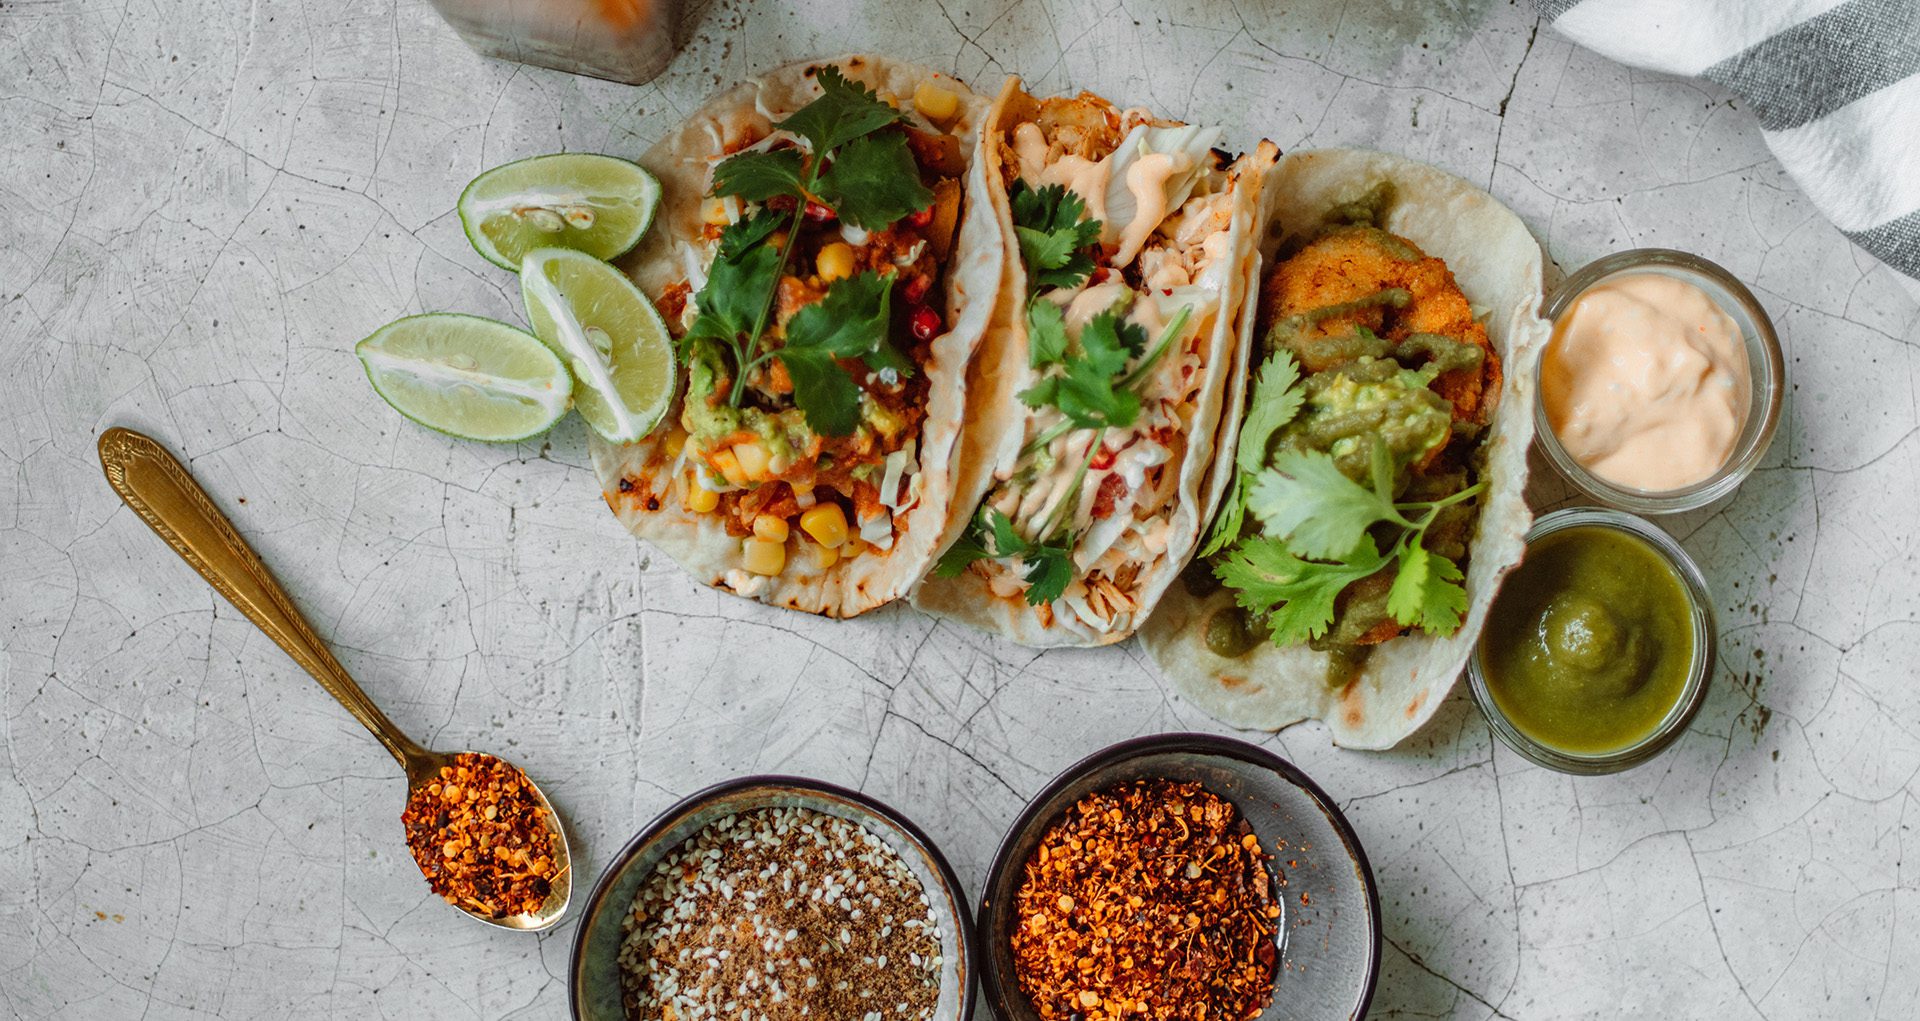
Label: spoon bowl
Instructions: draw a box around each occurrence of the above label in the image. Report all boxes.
[98,426,573,931]
[402,748,575,930]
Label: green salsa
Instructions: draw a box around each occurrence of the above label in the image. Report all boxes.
[1478,526,1696,755]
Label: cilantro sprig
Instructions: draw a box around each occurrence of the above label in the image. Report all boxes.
[685,66,934,435]
[1199,352,1302,557]
[1202,352,1483,646]
[936,181,1210,604]
[1011,182,1102,295]
[933,507,1077,605]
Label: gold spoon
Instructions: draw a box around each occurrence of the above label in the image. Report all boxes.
[97,427,572,931]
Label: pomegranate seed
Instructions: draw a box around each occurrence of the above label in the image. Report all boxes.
[903,274,932,304]
[907,206,933,228]
[909,305,941,342]
[804,201,836,222]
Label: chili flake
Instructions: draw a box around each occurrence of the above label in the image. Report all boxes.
[1011,779,1280,1021]
[401,753,559,918]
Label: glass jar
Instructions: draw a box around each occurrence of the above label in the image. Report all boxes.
[1465,508,1717,775]
[1535,249,1783,514]
[429,0,679,86]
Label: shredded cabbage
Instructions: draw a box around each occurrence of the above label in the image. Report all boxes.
[878,439,918,511]
[1100,124,1225,249]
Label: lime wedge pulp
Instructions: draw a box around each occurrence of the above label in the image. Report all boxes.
[356,314,573,442]
[459,153,662,271]
[520,248,676,444]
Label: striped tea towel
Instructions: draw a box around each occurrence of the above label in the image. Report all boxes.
[1536,0,1920,287]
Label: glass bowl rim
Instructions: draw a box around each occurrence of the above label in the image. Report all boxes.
[1533,248,1784,514]
[1465,507,1718,775]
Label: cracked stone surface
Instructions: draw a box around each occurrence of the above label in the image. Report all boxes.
[3,0,1918,1018]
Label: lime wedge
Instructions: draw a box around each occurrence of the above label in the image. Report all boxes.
[356,314,572,442]
[459,154,661,271]
[520,248,675,444]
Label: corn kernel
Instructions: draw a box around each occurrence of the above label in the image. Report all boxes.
[799,504,849,548]
[768,230,788,251]
[711,448,747,487]
[752,516,790,542]
[742,538,786,576]
[810,541,840,570]
[684,478,719,513]
[701,196,732,225]
[842,537,867,558]
[816,242,856,282]
[733,439,770,479]
[661,427,688,459]
[913,80,960,124]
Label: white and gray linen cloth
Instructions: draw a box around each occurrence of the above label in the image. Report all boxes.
[1535,0,1920,286]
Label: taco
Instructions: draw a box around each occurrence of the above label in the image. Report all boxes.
[1140,148,1548,749]
[590,57,1002,617]
[913,79,1277,646]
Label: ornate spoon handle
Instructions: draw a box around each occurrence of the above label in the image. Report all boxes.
[97,427,428,772]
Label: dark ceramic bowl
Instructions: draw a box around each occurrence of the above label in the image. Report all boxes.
[978,734,1381,1021]
[568,776,977,1021]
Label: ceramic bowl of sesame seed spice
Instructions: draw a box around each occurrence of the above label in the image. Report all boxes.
[978,734,1381,1021]
[568,776,976,1021]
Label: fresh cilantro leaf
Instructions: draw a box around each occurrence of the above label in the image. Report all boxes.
[1019,310,1148,430]
[1084,307,1147,362]
[814,131,934,229]
[1387,542,1469,635]
[1026,299,1069,368]
[784,272,903,367]
[1201,352,1304,558]
[715,210,785,262]
[779,272,905,434]
[1215,536,1386,648]
[777,349,862,436]
[933,508,1076,605]
[1247,449,1401,561]
[987,509,1025,560]
[776,66,905,158]
[1235,353,1304,475]
[711,148,807,203]
[687,227,782,345]
[933,530,992,577]
[1010,182,1102,293]
[1198,475,1247,558]
[1021,542,1075,605]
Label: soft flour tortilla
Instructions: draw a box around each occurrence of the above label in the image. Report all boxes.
[588,56,1002,618]
[911,78,1276,647]
[1140,148,1549,749]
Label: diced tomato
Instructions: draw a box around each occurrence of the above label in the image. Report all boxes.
[1090,472,1129,519]
[1090,445,1116,470]
[805,201,836,223]
[906,206,933,228]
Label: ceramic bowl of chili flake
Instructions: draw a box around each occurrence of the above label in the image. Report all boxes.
[978,733,1381,1021]
[568,775,978,1021]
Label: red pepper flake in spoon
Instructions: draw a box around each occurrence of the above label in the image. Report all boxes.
[1011,779,1281,1020]
[401,753,559,918]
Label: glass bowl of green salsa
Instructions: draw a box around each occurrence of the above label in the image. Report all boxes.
[1466,508,1716,774]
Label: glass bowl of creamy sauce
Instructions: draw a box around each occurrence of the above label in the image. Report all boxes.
[1535,249,1783,513]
